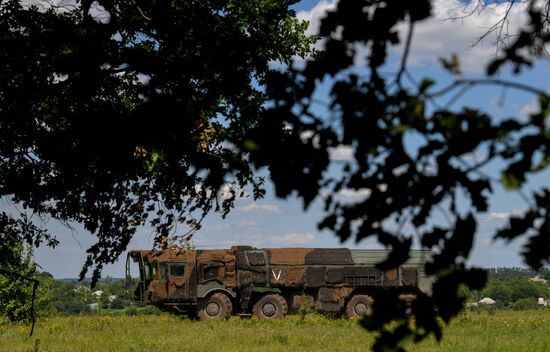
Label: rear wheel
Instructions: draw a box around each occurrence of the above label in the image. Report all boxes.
[252,294,288,319]
[345,294,373,319]
[197,293,233,320]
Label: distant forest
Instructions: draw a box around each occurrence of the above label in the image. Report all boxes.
[485,267,550,280]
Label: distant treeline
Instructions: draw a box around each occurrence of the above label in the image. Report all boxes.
[485,268,550,280]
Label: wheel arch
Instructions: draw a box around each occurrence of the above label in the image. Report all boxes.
[344,286,377,305]
[198,287,236,299]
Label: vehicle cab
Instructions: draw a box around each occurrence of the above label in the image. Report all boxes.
[126,249,197,309]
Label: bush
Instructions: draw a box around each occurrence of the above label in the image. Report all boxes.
[140,306,161,315]
[110,298,125,310]
[55,300,91,316]
[511,298,538,311]
[0,249,54,322]
[125,307,139,316]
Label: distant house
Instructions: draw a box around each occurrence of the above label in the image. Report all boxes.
[530,276,547,284]
[478,297,496,305]
[72,286,89,293]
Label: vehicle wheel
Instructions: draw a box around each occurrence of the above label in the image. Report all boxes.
[197,293,233,320]
[345,294,373,319]
[252,294,288,319]
[399,293,417,315]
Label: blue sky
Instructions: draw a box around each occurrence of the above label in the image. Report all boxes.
[28,0,550,278]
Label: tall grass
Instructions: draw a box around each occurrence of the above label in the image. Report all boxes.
[1,310,549,351]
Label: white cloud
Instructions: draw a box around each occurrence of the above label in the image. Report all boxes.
[333,188,371,203]
[519,99,539,121]
[488,211,512,220]
[329,145,354,162]
[400,0,530,72]
[481,209,527,225]
[236,203,281,214]
[297,0,337,37]
[296,0,531,73]
[201,223,231,231]
[519,97,550,128]
[460,152,486,163]
[271,232,315,245]
[238,220,258,227]
[217,183,249,199]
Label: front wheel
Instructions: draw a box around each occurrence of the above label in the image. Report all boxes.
[197,293,233,320]
[345,294,373,319]
[252,294,288,319]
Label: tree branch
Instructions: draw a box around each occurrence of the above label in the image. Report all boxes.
[427,78,548,99]
[395,21,415,86]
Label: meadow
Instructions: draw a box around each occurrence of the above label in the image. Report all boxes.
[1,310,550,352]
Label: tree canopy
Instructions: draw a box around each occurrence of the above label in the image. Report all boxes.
[244,0,550,349]
[0,0,314,280]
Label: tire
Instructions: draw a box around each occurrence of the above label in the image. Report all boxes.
[345,294,374,319]
[252,294,288,319]
[399,293,417,315]
[197,293,233,320]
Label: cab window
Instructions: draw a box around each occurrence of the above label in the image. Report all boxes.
[159,262,169,279]
[199,262,223,283]
[169,263,186,277]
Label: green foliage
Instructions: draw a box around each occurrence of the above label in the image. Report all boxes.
[49,281,91,316]
[463,272,550,311]
[297,292,315,324]
[0,247,53,323]
[511,298,538,311]
[244,0,550,349]
[46,277,137,316]
[0,214,56,324]
[481,281,513,304]
[0,0,314,283]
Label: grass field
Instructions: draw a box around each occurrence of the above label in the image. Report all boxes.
[1,310,550,352]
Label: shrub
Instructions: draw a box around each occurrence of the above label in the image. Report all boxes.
[125,307,139,316]
[512,298,538,311]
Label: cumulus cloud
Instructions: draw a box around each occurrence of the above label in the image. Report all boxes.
[22,0,110,23]
[332,188,371,203]
[271,232,315,245]
[488,211,512,220]
[329,145,354,162]
[519,99,539,120]
[297,0,337,37]
[238,220,258,227]
[408,0,530,72]
[236,203,281,214]
[480,209,527,227]
[297,0,531,73]
[217,183,250,199]
[518,96,550,128]
[460,152,487,163]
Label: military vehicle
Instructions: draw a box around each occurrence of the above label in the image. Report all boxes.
[126,246,432,320]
